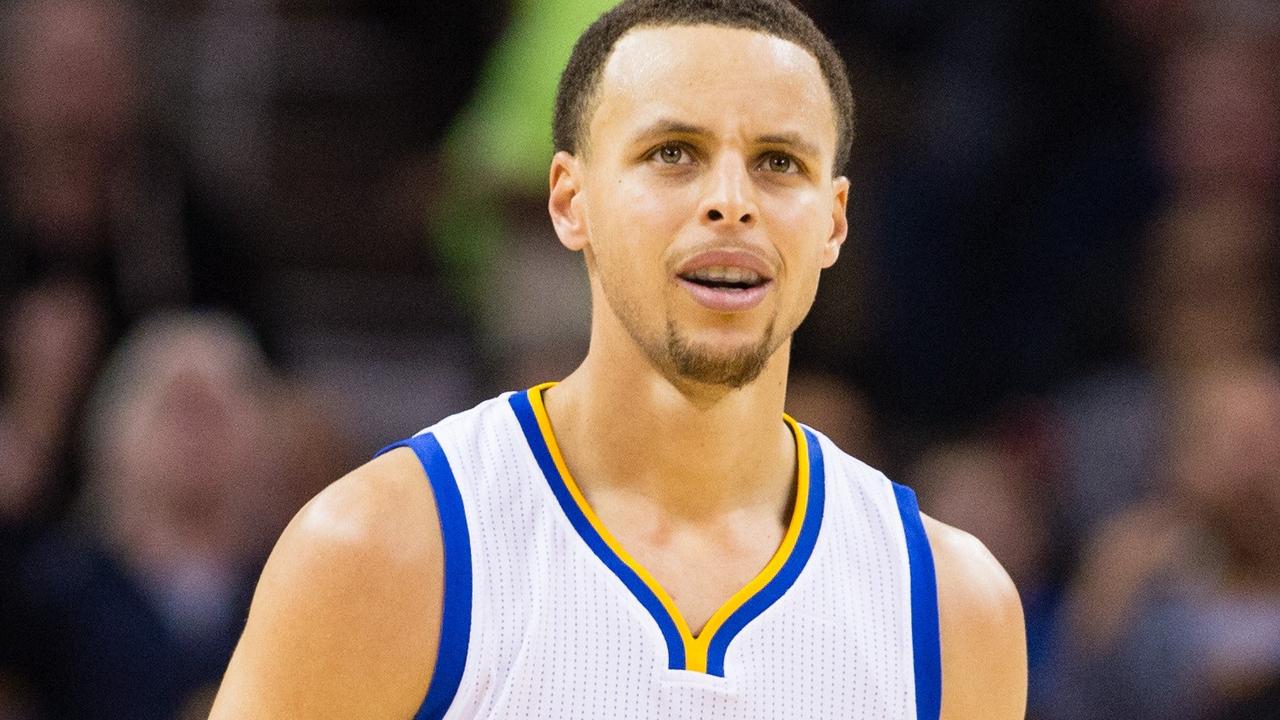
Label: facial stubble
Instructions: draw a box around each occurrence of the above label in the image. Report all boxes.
[614,284,781,389]
[662,317,777,389]
[591,244,785,390]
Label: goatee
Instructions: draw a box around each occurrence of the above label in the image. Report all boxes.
[661,318,776,389]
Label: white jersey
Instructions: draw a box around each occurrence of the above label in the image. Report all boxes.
[377,385,940,720]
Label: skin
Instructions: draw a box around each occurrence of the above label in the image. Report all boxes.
[210,24,1025,720]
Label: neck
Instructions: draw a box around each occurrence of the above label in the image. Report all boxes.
[543,331,796,520]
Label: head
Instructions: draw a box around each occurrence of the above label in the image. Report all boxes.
[1,0,140,247]
[1157,34,1280,195]
[1168,360,1280,566]
[548,0,853,390]
[80,311,275,552]
[1139,196,1278,374]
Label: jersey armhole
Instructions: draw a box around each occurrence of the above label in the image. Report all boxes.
[891,482,942,720]
[376,434,473,720]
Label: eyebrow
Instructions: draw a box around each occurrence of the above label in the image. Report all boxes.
[630,119,822,160]
[630,118,710,144]
[754,132,821,161]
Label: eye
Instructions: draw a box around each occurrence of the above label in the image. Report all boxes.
[650,143,693,165]
[759,152,800,174]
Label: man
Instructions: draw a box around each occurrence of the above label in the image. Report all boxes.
[210,1,1026,718]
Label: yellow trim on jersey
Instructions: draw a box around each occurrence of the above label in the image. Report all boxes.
[527,382,810,674]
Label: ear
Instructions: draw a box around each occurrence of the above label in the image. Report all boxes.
[549,151,589,252]
[821,176,850,268]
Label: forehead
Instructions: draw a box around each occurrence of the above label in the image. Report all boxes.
[589,25,836,157]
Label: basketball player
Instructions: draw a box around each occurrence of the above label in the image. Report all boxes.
[210,1,1026,717]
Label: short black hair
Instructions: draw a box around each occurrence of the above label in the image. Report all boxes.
[553,0,855,173]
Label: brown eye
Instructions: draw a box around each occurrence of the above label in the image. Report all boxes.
[659,145,685,164]
[766,154,795,173]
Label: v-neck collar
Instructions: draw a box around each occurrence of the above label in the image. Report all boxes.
[508,383,826,677]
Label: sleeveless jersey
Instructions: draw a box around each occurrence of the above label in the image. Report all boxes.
[377,385,941,719]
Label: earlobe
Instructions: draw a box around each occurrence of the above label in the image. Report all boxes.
[549,151,588,252]
[822,176,851,268]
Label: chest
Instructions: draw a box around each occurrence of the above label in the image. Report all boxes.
[428,398,925,717]
[452,504,917,720]
[617,522,788,635]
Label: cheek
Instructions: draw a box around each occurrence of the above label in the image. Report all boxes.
[765,192,831,271]
[618,175,695,232]
[591,175,691,271]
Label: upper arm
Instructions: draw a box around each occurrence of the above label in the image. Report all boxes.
[209,447,442,720]
[924,514,1027,720]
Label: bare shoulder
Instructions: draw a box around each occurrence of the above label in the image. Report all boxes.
[210,447,443,720]
[922,514,1027,720]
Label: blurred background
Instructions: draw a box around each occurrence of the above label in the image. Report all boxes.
[0,0,1276,718]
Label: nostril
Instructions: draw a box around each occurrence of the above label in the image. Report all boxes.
[707,209,724,221]
[739,213,752,224]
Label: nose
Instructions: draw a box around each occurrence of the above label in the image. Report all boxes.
[698,155,757,228]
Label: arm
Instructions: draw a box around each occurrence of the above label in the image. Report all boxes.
[209,448,442,719]
[924,515,1028,720]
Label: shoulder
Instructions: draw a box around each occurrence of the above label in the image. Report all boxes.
[289,446,442,569]
[210,447,443,719]
[922,514,1022,628]
[922,514,1027,720]
[265,447,443,613]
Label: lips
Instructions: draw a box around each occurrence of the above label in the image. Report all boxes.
[675,249,775,313]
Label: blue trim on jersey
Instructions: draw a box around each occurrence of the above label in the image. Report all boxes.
[704,426,826,677]
[507,390,689,670]
[375,433,473,720]
[892,482,942,720]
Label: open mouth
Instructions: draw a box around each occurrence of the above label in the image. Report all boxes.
[677,265,769,291]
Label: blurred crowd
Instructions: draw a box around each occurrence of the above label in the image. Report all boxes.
[0,1,1276,719]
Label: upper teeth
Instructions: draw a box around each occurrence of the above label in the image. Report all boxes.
[690,266,762,284]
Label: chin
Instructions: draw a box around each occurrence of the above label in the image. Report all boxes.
[663,319,779,390]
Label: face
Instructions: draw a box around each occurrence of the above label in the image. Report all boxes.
[550,25,849,389]
[107,330,270,521]
[1173,367,1280,515]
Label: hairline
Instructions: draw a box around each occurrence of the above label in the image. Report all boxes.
[572,21,845,175]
